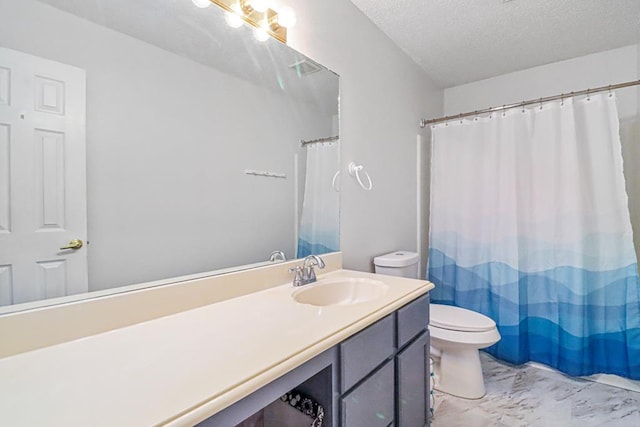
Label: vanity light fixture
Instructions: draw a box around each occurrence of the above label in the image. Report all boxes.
[245,0,269,12]
[204,0,296,43]
[253,27,270,41]
[224,4,244,28]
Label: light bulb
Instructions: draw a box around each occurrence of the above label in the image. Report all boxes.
[192,0,211,8]
[225,11,244,28]
[277,6,296,28]
[249,0,269,12]
[253,27,269,42]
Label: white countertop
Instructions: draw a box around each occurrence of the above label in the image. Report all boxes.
[0,269,433,426]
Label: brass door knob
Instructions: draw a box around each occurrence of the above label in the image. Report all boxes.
[60,239,83,250]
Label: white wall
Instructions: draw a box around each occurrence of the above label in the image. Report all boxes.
[445,45,638,118]
[444,45,640,259]
[287,0,444,274]
[0,0,332,290]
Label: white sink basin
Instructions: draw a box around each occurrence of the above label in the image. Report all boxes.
[292,278,389,307]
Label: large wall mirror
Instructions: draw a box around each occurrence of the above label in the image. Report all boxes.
[0,0,340,313]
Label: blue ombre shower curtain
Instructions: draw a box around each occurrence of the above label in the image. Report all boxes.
[428,93,640,379]
[297,142,339,257]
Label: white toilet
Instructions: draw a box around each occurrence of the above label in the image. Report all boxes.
[373,251,501,400]
[428,304,500,399]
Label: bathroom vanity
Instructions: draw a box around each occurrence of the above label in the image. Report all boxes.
[0,261,433,427]
[203,290,431,427]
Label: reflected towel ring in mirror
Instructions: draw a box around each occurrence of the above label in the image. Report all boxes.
[332,170,340,192]
[348,162,373,191]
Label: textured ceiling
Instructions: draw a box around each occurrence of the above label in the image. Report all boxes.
[350,0,640,88]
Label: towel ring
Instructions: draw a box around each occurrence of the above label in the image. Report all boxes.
[348,162,373,191]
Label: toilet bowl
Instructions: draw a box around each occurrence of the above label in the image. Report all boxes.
[429,304,501,399]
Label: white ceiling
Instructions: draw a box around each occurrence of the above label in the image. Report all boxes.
[350,0,640,88]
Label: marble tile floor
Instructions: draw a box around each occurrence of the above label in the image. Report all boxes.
[432,352,640,427]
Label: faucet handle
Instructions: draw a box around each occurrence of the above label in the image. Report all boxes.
[288,265,304,287]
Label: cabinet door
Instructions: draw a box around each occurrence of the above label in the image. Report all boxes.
[397,331,430,427]
[340,314,395,393]
[341,361,394,427]
[397,293,429,349]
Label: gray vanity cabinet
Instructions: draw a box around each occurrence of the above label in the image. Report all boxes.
[339,314,396,426]
[397,330,430,426]
[397,293,430,349]
[397,294,431,427]
[341,361,395,427]
[201,293,430,427]
[338,293,430,427]
[339,314,395,393]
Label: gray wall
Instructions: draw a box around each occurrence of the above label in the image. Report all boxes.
[0,0,333,290]
[287,0,444,275]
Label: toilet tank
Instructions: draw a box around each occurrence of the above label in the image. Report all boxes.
[373,251,420,279]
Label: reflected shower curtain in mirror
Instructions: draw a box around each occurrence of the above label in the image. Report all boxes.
[428,93,640,379]
[297,142,339,258]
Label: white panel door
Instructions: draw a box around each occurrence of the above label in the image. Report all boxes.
[0,47,87,306]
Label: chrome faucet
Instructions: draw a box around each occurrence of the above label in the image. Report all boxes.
[288,255,326,286]
[269,250,287,262]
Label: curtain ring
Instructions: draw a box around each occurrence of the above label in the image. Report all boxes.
[474,110,478,121]
[502,105,506,117]
[521,102,525,113]
[587,88,591,101]
[539,97,543,110]
[608,85,613,98]
[560,93,564,106]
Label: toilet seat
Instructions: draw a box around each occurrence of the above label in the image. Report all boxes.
[430,323,501,347]
[430,304,495,332]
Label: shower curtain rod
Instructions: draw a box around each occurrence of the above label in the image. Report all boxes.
[419,79,640,128]
[300,135,339,146]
